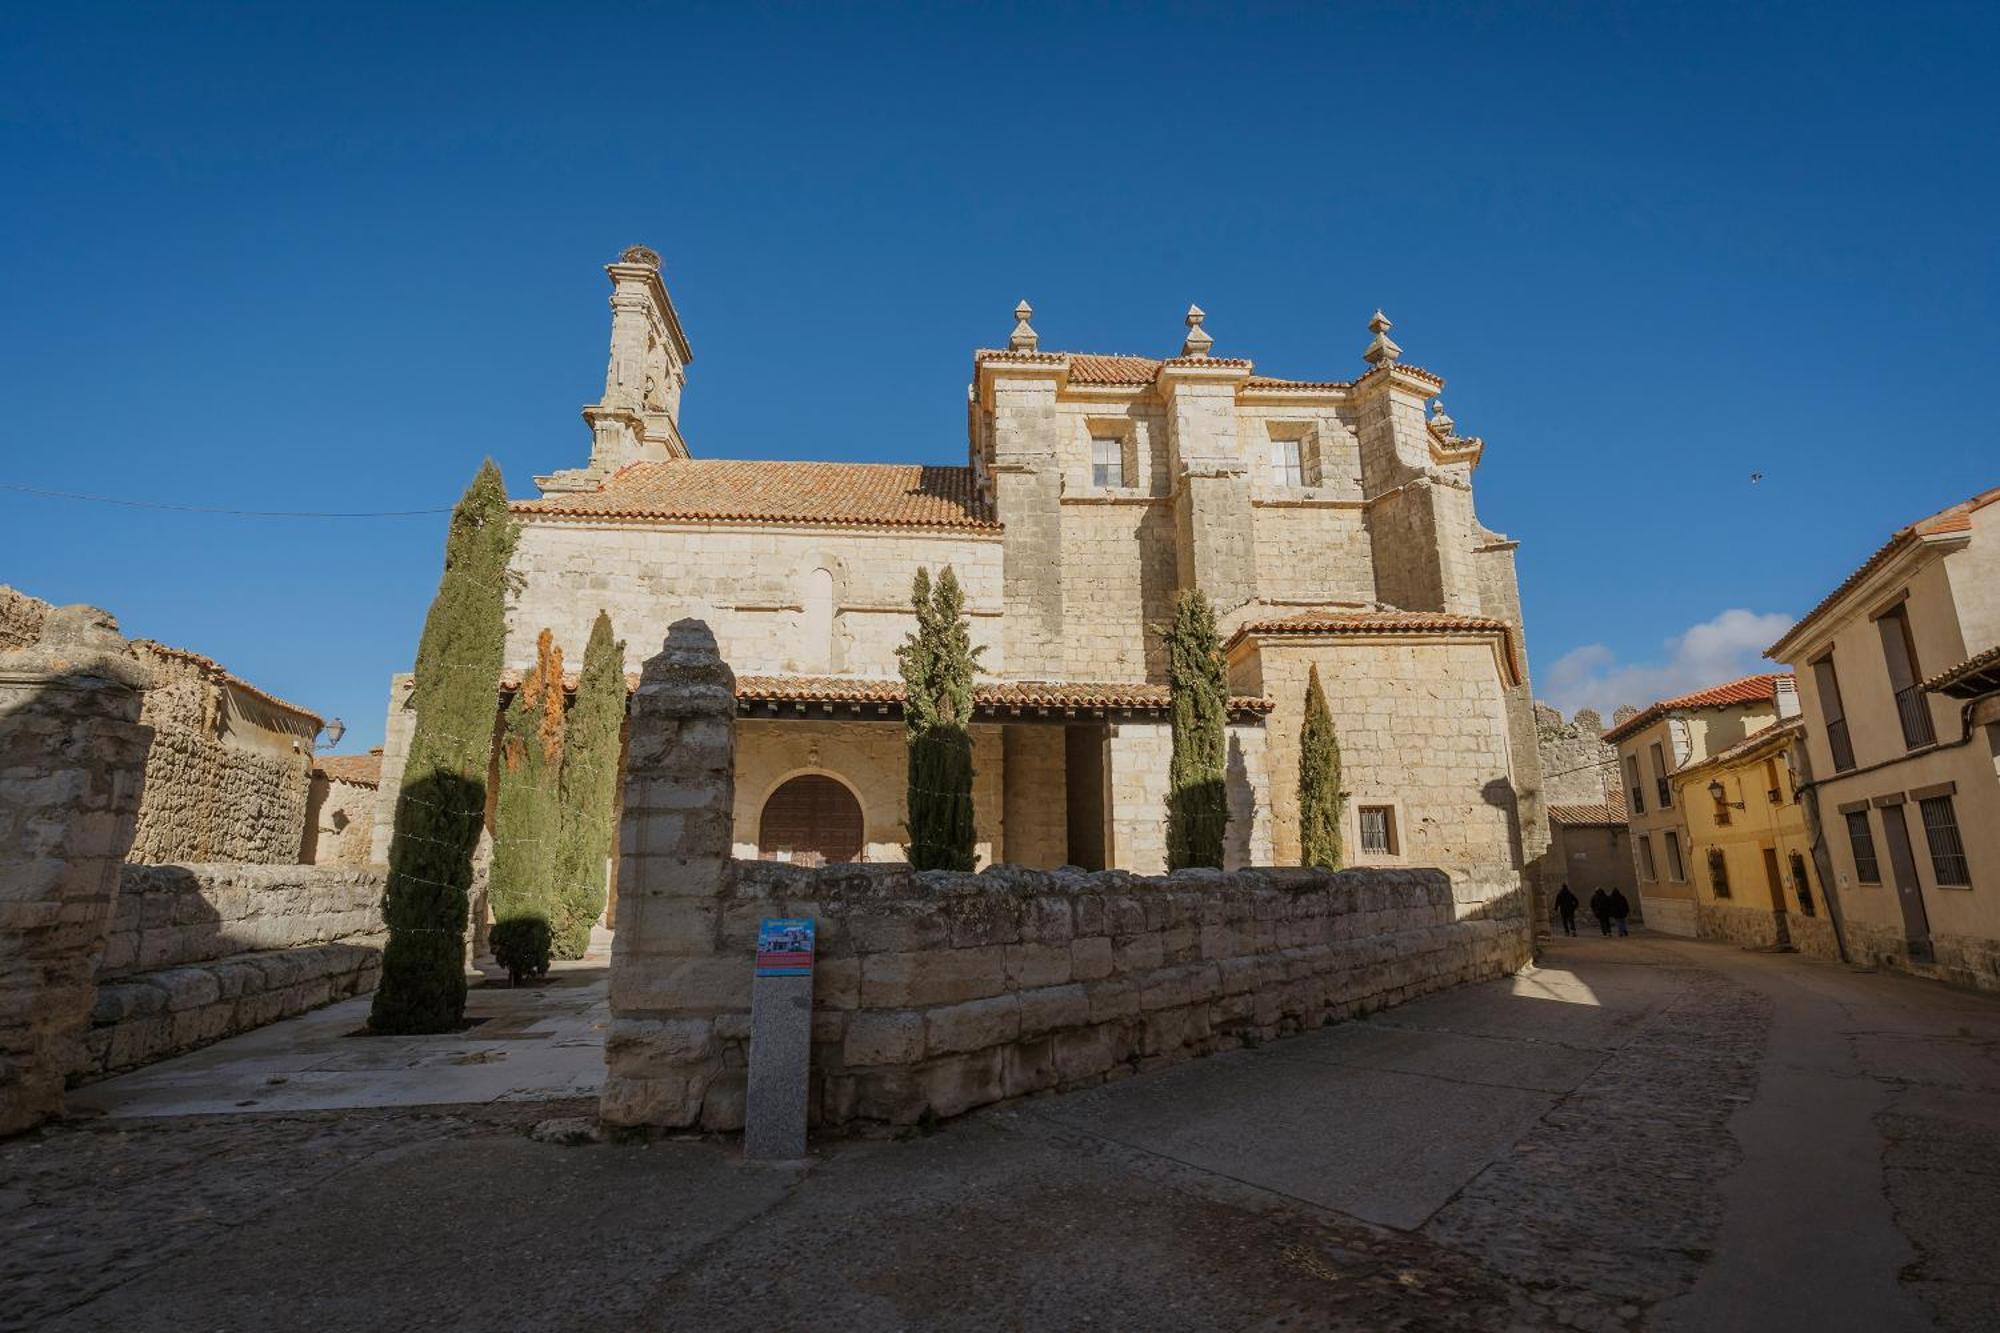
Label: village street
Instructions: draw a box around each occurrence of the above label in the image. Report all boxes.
[6,934,1997,1333]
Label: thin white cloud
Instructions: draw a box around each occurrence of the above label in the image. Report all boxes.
[1541,609,1795,720]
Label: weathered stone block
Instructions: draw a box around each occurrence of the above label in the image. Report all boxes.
[925,994,1021,1056]
[860,946,1006,1008]
[1017,983,1089,1036]
[843,1009,925,1066]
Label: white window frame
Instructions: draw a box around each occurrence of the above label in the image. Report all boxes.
[1269,436,1304,488]
[1090,435,1125,489]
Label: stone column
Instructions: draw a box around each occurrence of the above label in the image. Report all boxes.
[0,606,153,1135]
[600,619,738,1130]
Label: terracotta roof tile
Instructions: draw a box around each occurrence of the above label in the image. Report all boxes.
[734,675,1275,716]
[1672,716,1804,777]
[1224,609,1523,683]
[514,460,998,532]
[977,349,1354,392]
[1922,642,2000,699]
[130,639,322,725]
[313,753,382,787]
[1548,794,1629,826]
[1601,673,1790,744]
[1767,485,1999,660]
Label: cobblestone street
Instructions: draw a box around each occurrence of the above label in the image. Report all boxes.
[7,933,1997,1332]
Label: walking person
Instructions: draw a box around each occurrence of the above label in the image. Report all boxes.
[1554,883,1579,937]
[1608,887,1631,937]
[1589,888,1613,936]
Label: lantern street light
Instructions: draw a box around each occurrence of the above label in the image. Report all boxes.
[322,717,347,749]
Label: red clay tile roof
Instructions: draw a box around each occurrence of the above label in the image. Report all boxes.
[736,675,1275,717]
[513,460,999,532]
[1065,353,1165,386]
[1767,485,1999,661]
[1601,673,1790,744]
[1923,642,2000,699]
[1548,793,1629,826]
[1225,609,1523,682]
[978,349,1357,392]
[1672,715,1804,778]
[313,753,382,787]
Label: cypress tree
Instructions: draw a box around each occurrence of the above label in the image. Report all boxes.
[490,628,564,949]
[1165,589,1230,869]
[551,610,625,958]
[371,459,517,1033]
[899,566,980,871]
[1298,663,1344,869]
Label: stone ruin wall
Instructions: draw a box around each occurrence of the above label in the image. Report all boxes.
[127,645,312,865]
[601,619,1532,1134]
[83,864,385,1078]
[0,585,51,650]
[1534,703,1620,809]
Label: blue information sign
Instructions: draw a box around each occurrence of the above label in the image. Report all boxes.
[755,918,816,977]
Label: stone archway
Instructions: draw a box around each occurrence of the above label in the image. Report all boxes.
[757,773,864,866]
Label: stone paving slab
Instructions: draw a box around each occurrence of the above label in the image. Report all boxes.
[1265,1020,1610,1094]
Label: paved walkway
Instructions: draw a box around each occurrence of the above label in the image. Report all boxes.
[7,933,1998,1331]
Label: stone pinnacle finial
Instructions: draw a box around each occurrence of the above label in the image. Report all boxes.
[1363,309,1401,368]
[1430,397,1454,434]
[1181,304,1214,358]
[618,245,662,271]
[1009,299,1038,352]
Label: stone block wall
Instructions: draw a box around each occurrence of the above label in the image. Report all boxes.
[0,585,51,650]
[304,773,379,866]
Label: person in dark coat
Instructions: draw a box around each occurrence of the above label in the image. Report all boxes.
[1554,884,1580,936]
[1608,888,1632,937]
[1589,888,1613,936]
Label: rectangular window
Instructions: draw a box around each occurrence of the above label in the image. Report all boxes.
[1813,654,1857,772]
[1090,436,1125,488]
[1358,805,1397,855]
[1789,851,1816,916]
[1877,605,1936,749]
[1269,438,1304,487]
[1664,830,1686,882]
[1844,809,1881,883]
[1650,741,1672,808]
[1920,796,1970,886]
[1625,754,1645,814]
[1764,757,1785,806]
[1708,847,1732,898]
[1637,834,1657,881]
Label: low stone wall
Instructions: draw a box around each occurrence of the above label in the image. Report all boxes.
[102,864,385,978]
[76,864,386,1079]
[1842,917,2000,995]
[1696,901,1842,964]
[605,861,1528,1132]
[81,942,381,1078]
[601,619,1533,1136]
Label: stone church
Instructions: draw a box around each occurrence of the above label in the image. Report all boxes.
[384,247,1546,900]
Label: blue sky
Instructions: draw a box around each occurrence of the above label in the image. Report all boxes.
[3,2,1995,750]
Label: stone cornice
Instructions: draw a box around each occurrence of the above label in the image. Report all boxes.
[607,258,693,366]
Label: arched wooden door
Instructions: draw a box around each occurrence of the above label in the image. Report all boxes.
[758,774,864,866]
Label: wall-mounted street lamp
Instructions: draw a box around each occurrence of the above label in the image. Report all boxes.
[1707,779,1745,810]
[322,717,346,749]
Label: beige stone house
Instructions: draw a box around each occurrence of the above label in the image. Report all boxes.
[304,751,381,867]
[1603,674,1791,936]
[383,248,1546,899]
[1766,485,2000,990]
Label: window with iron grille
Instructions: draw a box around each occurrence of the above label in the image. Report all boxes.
[1844,809,1880,883]
[1358,805,1397,855]
[1625,754,1645,814]
[1269,437,1304,487]
[1920,796,1971,886]
[1650,741,1672,808]
[1663,830,1686,882]
[1813,654,1857,772]
[1877,605,1936,750]
[1637,834,1657,881]
[1708,847,1732,898]
[1788,851,1816,916]
[1090,436,1125,488]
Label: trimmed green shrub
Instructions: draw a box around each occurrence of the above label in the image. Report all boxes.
[899,566,981,871]
[371,459,518,1034]
[552,610,625,957]
[1298,662,1344,869]
[1165,589,1230,870]
[489,916,552,987]
[490,627,564,953]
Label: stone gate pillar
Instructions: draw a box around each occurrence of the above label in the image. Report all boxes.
[600,619,737,1130]
[0,606,153,1135]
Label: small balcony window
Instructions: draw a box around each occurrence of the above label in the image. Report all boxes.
[1920,796,1971,886]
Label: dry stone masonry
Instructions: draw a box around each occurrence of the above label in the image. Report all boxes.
[603,625,1531,1134]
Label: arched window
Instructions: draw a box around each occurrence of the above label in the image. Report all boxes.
[759,774,864,867]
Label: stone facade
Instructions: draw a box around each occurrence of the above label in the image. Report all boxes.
[384,250,1547,896]
[0,606,152,1134]
[82,863,385,1077]
[602,624,1531,1133]
[303,754,381,867]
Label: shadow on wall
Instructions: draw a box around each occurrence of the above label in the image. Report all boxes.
[1483,776,1525,874]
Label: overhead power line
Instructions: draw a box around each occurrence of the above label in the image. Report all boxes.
[0,482,453,519]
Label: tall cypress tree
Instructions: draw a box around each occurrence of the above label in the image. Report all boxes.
[1165,589,1230,870]
[1298,663,1344,869]
[552,611,625,958]
[490,628,564,943]
[371,459,517,1033]
[899,566,980,870]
